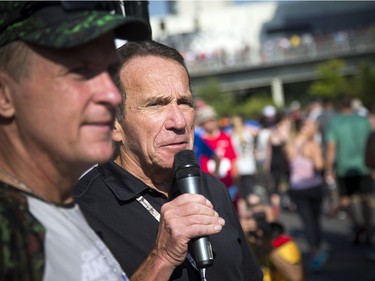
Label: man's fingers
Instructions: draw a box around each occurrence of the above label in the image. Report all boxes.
[161,194,217,219]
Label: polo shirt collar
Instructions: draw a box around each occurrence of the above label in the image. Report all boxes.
[99,161,151,201]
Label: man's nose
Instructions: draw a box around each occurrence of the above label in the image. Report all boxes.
[93,72,122,108]
[165,104,188,130]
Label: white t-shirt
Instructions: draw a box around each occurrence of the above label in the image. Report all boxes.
[28,196,128,281]
[231,128,257,175]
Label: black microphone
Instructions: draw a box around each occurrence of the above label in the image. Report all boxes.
[174,149,214,269]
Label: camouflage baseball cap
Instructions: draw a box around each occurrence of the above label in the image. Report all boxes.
[0,1,152,48]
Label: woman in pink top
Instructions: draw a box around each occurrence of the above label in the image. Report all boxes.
[284,119,329,273]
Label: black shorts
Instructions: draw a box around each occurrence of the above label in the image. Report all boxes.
[336,175,372,196]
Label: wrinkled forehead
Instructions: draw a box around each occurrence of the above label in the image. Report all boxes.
[121,56,190,93]
[122,55,188,76]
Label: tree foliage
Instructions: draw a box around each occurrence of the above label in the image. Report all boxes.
[196,59,375,117]
[308,59,375,107]
[195,77,234,116]
[195,78,274,119]
[350,62,375,107]
[308,59,348,98]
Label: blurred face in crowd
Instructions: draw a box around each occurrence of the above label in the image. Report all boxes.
[300,120,317,139]
[3,33,121,175]
[201,118,218,135]
[115,55,195,177]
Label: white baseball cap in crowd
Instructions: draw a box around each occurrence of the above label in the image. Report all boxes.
[262,105,276,117]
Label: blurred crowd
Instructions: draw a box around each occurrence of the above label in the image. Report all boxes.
[156,24,375,72]
[193,95,375,280]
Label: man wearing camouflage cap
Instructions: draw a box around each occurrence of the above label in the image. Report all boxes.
[0,1,150,280]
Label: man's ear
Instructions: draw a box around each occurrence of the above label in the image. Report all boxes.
[112,120,124,143]
[0,72,15,118]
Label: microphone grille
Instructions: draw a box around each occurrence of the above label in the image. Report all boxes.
[174,150,200,180]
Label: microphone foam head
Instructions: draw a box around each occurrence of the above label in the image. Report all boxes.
[174,150,200,180]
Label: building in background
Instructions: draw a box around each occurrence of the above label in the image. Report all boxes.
[149,1,375,65]
[147,1,375,107]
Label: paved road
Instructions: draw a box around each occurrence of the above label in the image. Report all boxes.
[278,194,375,281]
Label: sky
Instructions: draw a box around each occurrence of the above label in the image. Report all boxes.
[148,0,257,17]
[147,0,361,17]
[148,1,169,17]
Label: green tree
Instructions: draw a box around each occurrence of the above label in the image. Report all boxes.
[233,92,275,119]
[195,78,274,119]
[308,59,348,99]
[349,62,375,107]
[195,77,235,116]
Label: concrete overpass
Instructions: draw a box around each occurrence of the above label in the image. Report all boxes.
[189,46,375,106]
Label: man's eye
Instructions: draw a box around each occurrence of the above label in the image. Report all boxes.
[147,101,160,107]
[148,99,168,107]
[179,100,194,108]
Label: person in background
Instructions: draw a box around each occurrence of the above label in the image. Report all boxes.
[285,119,328,273]
[326,96,373,245]
[364,110,375,261]
[288,101,302,125]
[192,100,221,175]
[193,131,221,177]
[306,98,323,122]
[197,105,239,205]
[316,98,337,216]
[351,98,368,117]
[0,1,151,280]
[230,114,259,204]
[365,105,375,175]
[264,112,291,211]
[74,40,262,281]
[254,106,277,208]
[366,104,375,180]
[238,196,305,281]
[257,105,277,169]
[306,98,324,153]
[317,98,336,156]
[368,104,375,130]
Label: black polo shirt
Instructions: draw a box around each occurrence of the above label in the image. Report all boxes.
[74,161,262,281]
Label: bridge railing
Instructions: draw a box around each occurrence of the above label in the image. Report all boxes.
[167,26,375,74]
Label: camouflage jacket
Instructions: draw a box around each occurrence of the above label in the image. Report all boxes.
[0,182,45,281]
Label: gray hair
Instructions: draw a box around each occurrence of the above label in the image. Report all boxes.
[0,41,31,81]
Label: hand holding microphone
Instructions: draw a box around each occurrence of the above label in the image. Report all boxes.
[173,150,216,270]
[148,150,224,280]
